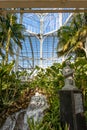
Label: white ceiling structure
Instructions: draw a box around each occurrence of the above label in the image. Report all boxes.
[0,0,87,69]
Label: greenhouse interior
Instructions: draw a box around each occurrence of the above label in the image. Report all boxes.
[0,2,87,130]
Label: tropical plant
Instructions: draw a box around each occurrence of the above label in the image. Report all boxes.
[29,63,64,130]
[57,13,87,59]
[0,61,14,106]
[74,57,87,100]
[29,59,87,130]
[0,61,32,109]
[0,59,87,130]
[0,14,6,59]
[0,13,25,64]
[27,118,52,130]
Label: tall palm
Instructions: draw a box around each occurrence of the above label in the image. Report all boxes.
[57,25,75,57]
[0,15,7,59]
[57,13,87,59]
[0,13,25,64]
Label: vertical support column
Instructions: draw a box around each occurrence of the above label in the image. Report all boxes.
[15,13,23,72]
[59,10,62,28]
[59,11,65,61]
[40,38,43,68]
[39,16,43,68]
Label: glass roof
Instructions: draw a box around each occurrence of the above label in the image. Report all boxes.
[23,13,40,34]
[13,12,72,71]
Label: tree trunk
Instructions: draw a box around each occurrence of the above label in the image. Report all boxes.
[5,14,13,64]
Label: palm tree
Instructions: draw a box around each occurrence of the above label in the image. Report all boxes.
[57,13,87,59]
[0,15,7,59]
[0,13,25,64]
[57,25,75,57]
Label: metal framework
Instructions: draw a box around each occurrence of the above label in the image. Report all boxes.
[1,0,87,70]
[1,9,87,13]
[16,12,71,70]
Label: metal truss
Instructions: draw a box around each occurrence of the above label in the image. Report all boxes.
[0,8,87,14]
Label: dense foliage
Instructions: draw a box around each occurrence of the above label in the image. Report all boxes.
[0,12,87,130]
[0,57,87,129]
[0,13,25,64]
[57,13,87,59]
[29,63,64,130]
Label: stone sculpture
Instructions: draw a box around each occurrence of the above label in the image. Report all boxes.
[62,60,77,90]
[0,92,48,130]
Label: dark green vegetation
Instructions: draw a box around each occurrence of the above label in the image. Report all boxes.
[0,12,87,130]
[0,13,25,64]
[0,58,87,130]
[28,58,87,130]
[57,13,87,59]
